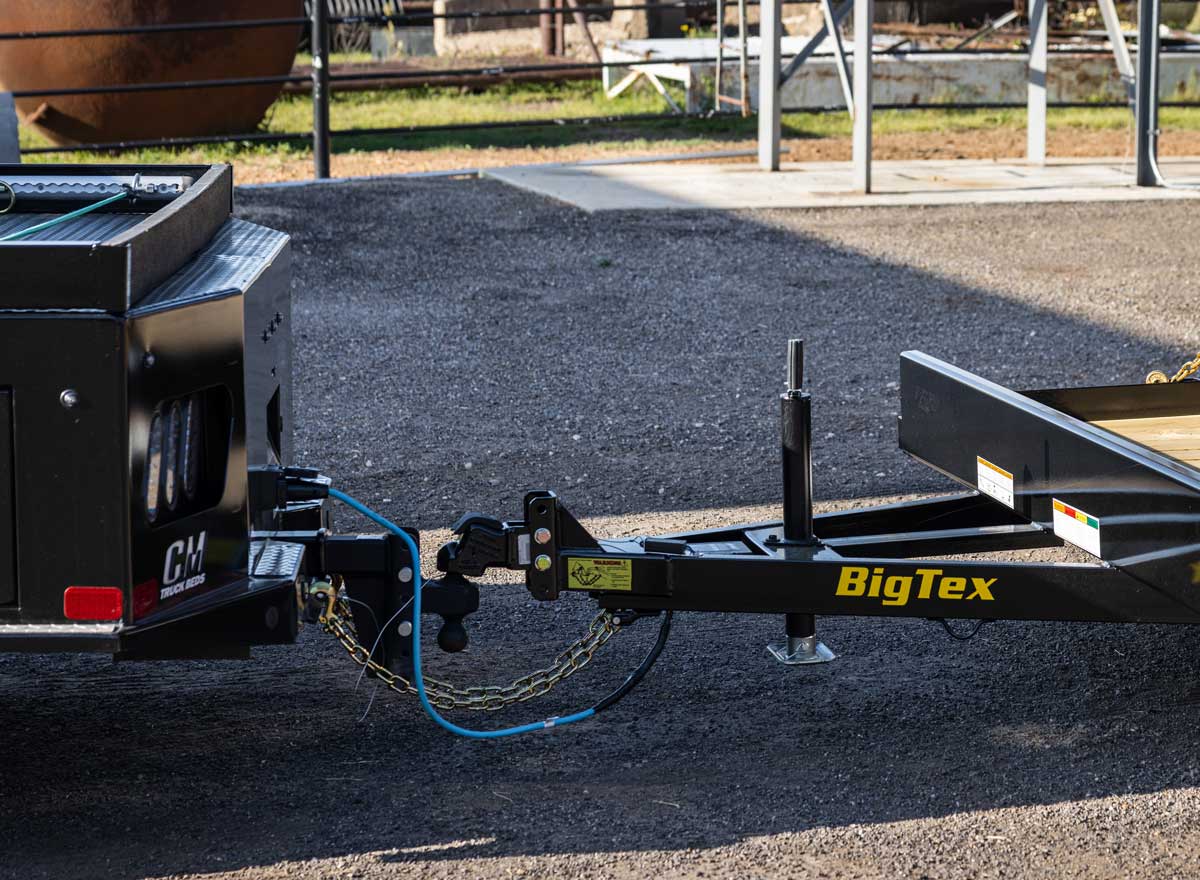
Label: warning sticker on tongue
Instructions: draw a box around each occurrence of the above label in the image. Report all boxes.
[566,558,632,592]
[976,456,1015,509]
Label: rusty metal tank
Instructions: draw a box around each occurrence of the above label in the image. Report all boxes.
[0,1,303,146]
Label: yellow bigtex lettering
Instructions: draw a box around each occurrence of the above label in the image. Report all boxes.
[835,566,996,607]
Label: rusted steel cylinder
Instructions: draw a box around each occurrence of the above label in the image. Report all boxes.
[0,1,303,146]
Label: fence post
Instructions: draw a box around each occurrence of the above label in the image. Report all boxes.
[1135,0,1160,186]
[311,0,332,179]
[0,93,18,164]
[756,0,781,170]
[1026,0,1047,165]
[540,0,554,55]
[554,0,565,55]
[851,0,873,192]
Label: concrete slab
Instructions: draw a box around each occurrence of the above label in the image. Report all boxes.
[485,157,1200,211]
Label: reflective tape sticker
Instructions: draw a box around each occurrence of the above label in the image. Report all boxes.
[1052,498,1101,557]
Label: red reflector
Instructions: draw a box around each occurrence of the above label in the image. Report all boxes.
[63,586,124,621]
[132,579,159,620]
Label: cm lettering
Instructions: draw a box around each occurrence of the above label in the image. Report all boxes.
[161,531,208,598]
[835,566,995,607]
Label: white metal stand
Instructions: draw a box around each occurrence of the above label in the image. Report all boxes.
[757,0,783,170]
[852,0,873,192]
[1027,0,1047,164]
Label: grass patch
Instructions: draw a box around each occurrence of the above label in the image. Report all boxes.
[16,78,1200,167]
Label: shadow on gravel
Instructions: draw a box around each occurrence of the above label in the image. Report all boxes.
[2,179,1200,879]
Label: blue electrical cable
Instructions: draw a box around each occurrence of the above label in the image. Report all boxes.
[329,488,597,738]
[0,190,129,242]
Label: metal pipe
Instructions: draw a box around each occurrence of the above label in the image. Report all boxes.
[311,0,332,180]
[14,44,1196,100]
[0,18,308,40]
[1027,0,1047,164]
[851,0,873,192]
[715,0,725,113]
[22,99,1200,157]
[554,0,566,56]
[757,0,782,169]
[779,0,852,88]
[0,2,772,41]
[786,337,803,392]
[1097,0,1135,102]
[785,612,815,641]
[737,0,750,117]
[821,0,854,115]
[1136,0,1162,186]
[540,0,555,55]
[12,74,308,100]
[564,0,603,63]
[781,339,816,545]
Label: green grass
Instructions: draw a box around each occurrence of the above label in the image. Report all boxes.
[17,79,1200,167]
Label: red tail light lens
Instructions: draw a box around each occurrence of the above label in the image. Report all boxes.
[63,586,124,621]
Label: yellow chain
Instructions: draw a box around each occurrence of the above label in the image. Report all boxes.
[319,592,619,711]
[1146,352,1200,384]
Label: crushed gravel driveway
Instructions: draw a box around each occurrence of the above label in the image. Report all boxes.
[4,177,1200,880]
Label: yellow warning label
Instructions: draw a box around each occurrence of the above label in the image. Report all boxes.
[565,557,633,592]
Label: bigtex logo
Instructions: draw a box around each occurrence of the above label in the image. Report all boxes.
[835,566,996,607]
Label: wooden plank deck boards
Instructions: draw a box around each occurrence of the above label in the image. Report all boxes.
[1091,414,1200,468]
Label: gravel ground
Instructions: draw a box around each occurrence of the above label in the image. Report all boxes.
[4,179,1200,880]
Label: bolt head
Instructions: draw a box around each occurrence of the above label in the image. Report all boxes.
[397,620,413,637]
[533,527,552,545]
[142,352,156,369]
[534,554,553,572]
[398,567,414,583]
[59,389,79,409]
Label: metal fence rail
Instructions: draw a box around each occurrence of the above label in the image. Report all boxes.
[2,1,1197,178]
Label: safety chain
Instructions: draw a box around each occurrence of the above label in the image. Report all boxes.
[320,589,620,711]
[1146,352,1200,384]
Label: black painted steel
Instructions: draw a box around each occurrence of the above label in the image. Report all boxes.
[439,350,1200,629]
[899,351,1200,610]
[0,163,304,657]
[311,0,332,180]
[0,164,231,309]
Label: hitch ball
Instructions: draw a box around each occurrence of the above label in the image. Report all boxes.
[437,615,469,653]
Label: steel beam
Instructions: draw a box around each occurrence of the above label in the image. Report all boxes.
[1098,0,1135,102]
[756,0,783,170]
[851,0,873,191]
[1026,0,1047,164]
[821,0,854,114]
[310,0,332,180]
[1135,0,1161,185]
[778,0,853,88]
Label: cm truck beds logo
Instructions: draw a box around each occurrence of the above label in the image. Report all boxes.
[836,566,995,607]
[161,531,207,600]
